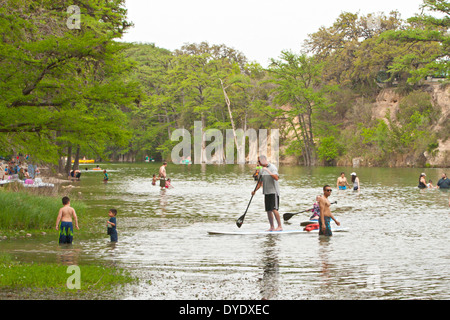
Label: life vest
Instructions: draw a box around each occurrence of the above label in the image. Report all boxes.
[304,223,319,232]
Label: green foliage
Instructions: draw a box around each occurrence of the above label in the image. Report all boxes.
[382,0,450,84]
[317,136,344,162]
[0,189,86,230]
[0,0,139,164]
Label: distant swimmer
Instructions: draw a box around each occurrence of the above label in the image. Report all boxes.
[319,186,340,237]
[103,169,109,182]
[337,172,350,190]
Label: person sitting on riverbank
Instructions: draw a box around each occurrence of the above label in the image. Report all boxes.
[18,168,25,180]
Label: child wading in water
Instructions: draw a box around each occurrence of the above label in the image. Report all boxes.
[55,196,79,244]
[107,208,118,242]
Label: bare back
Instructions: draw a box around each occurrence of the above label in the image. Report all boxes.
[60,206,75,222]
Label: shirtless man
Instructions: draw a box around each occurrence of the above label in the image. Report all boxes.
[319,185,340,236]
[159,162,167,189]
[55,196,79,244]
[336,172,350,190]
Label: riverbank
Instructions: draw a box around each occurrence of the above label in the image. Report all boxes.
[0,253,137,299]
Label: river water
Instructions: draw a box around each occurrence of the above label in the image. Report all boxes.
[1,163,449,299]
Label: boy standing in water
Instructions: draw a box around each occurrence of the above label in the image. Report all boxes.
[55,196,79,244]
[319,185,340,236]
[107,209,118,242]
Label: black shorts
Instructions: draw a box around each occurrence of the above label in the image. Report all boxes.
[264,194,279,212]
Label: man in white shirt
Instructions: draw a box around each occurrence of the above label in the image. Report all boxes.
[251,155,282,231]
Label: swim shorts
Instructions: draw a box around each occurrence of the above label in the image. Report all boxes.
[59,221,74,244]
[160,178,166,188]
[319,216,332,236]
[339,186,346,190]
[264,194,279,212]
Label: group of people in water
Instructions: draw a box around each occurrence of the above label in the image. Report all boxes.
[418,172,450,189]
[251,155,344,236]
[251,156,450,234]
[152,162,173,189]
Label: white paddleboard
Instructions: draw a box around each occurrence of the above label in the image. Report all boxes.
[208,227,348,235]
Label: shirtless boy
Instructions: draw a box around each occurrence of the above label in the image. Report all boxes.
[319,185,340,236]
[55,196,79,244]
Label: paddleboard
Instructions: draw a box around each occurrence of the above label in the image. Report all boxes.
[208,227,348,235]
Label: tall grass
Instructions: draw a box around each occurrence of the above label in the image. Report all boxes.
[0,188,86,230]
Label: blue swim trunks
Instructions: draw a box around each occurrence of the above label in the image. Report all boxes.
[339,186,346,190]
[319,216,332,236]
[59,221,74,244]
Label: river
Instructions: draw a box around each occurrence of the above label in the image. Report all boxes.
[1,163,449,299]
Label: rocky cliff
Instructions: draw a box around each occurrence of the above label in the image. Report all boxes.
[371,83,449,168]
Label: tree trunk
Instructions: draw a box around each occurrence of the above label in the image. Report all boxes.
[64,145,72,176]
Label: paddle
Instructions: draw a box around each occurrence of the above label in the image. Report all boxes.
[236,174,262,228]
[283,201,337,222]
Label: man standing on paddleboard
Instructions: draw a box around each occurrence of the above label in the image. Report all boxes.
[319,185,340,236]
[251,155,282,231]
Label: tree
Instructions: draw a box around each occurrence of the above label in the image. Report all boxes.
[381,0,450,83]
[268,52,334,166]
[0,0,138,169]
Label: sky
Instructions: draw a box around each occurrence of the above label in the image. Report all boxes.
[121,0,425,67]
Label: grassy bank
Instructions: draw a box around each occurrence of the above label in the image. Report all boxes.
[0,187,87,231]
[0,253,138,299]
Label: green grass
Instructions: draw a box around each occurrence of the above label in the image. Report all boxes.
[0,253,138,299]
[0,189,87,231]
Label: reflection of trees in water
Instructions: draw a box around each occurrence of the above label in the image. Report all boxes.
[259,235,280,300]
